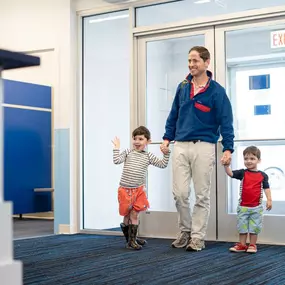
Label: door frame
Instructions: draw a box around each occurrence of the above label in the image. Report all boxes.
[136,27,218,240]
[215,17,285,244]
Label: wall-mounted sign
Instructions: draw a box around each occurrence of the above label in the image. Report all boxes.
[271,30,285,49]
[254,105,271,116]
[249,74,270,90]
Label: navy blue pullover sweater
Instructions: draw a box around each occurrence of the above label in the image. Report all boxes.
[163,71,234,152]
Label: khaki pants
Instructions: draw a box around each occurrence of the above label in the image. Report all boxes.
[172,141,215,240]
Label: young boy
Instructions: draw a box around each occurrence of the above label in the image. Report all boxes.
[224,146,272,253]
[112,126,170,250]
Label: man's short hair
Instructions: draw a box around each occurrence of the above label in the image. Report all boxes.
[189,46,210,62]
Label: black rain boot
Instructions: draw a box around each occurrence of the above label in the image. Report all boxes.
[120,223,129,243]
[120,223,147,246]
[126,224,142,250]
[136,236,147,246]
[137,220,147,246]
[136,234,147,246]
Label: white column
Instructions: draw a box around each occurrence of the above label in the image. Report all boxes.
[0,67,23,285]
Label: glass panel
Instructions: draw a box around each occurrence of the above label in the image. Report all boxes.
[136,0,285,27]
[228,141,285,215]
[146,35,205,142]
[225,23,285,140]
[146,144,196,213]
[83,10,130,230]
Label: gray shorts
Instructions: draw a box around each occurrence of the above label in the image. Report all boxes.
[237,205,263,234]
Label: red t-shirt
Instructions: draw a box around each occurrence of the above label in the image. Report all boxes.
[232,169,269,207]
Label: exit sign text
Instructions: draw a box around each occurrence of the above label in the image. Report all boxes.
[271,30,285,49]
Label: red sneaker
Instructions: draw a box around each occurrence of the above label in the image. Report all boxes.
[229,243,248,252]
[246,244,257,253]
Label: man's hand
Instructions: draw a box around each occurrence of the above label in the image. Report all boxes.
[161,145,170,155]
[160,140,170,153]
[112,136,120,149]
[221,150,232,165]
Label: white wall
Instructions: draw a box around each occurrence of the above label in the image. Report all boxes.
[75,0,115,11]
[0,0,79,236]
[0,0,75,129]
[74,0,162,12]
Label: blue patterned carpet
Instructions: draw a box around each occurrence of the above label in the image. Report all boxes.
[14,234,285,285]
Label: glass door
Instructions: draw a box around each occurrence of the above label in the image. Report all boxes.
[215,18,285,244]
[136,28,217,240]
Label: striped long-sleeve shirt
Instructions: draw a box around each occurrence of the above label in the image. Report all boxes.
[113,149,170,188]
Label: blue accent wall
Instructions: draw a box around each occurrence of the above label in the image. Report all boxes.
[4,79,52,109]
[54,128,70,233]
[4,108,52,214]
[3,79,52,215]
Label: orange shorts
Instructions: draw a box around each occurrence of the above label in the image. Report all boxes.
[118,185,150,216]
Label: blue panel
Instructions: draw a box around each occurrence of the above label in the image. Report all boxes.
[249,74,270,90]
[254,105,271,115]
[54,129,70,233]
[4,79,51,109]
[4,107,52,214]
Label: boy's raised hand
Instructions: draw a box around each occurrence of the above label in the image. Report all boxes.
[112,136,120,149]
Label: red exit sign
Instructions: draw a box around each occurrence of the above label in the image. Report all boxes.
[271,30,285,48]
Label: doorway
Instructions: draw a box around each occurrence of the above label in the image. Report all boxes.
[137,17,285,243]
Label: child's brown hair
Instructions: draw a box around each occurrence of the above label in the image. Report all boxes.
[243,146,261,160]
[132,126,151,140]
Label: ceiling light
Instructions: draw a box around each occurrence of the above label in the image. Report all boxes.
[89,14,129,24]
[194,0,211,4]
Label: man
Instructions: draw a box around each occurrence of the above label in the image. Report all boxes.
[160,46,234,251]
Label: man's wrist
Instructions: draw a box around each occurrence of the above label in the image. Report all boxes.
[163,139,170,146]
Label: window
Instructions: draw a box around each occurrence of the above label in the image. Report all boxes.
[136,0,285,27]
[82,10,130,230]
